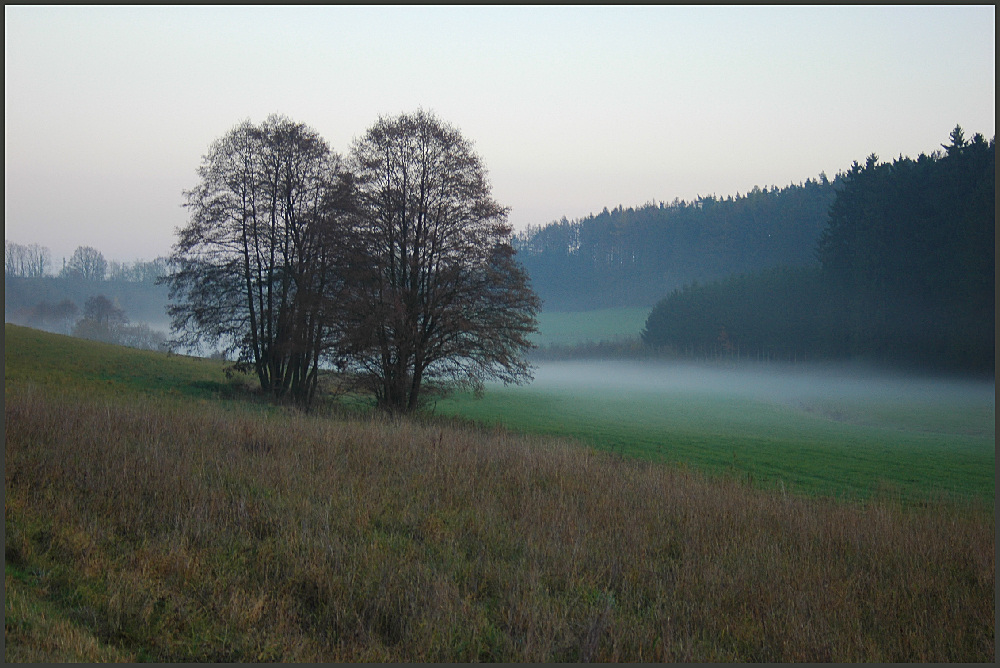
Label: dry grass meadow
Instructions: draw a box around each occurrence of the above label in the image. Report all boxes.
[4,325,995,661]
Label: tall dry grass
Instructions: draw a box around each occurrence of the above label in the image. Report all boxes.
[5,384,994,661]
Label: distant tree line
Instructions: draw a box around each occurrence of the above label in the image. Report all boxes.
[5,241,52,278]
[642,127,994,373]
[165,111,538,412]
[6,241,169,283]
[514,177,837,310]
[5,246,171,348]
[641,266,836,361]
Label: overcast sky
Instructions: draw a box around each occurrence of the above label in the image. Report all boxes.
[5,5,995,264]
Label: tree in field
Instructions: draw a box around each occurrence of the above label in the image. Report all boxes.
[343,110,540,413]
[164,115,354,406]
[82,294,126,326]
[71,294,167,351]
[72,294,127,343]
[61,245,107,280]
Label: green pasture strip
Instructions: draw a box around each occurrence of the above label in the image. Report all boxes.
[434,386,994,503]
[792,394,995,438]
[533,307,651,346]
[3,323,253,405]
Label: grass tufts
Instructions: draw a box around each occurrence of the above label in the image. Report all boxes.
[4,324,995,661]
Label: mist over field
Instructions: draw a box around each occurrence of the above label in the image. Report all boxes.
[524,359,996,432]
[529,358,996,399]
[4,7,994,661]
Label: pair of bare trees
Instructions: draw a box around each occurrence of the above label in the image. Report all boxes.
[165,111,539,411]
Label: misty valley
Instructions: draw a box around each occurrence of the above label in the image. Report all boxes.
[5,123,994,502]
[436,359,995,502]
[4,120,994,661]
[6,4,996,660]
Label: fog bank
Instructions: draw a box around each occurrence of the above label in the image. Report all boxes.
[526,359,995,408]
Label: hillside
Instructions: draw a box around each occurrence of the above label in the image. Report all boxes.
[515,178,836,311]
[4,325,994,661]
[642,131,994,372]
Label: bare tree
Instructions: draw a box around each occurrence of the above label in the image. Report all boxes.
[72,295,127,343]
[106,257,169,283]
[61,246,107,280]
[164,115,353,406]
[165,111,538,411]
[344,110,540,413]
[5,241,51,277]
[5,240,26,277]
[82,294,126,326]
[133,257,169,283]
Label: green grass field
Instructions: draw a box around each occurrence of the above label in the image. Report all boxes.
[434,360,995,503]
[532,307,650,346]
[3,323,260,406]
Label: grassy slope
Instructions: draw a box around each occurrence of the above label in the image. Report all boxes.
[3,323,248,402]
[435,381,995,503]
[4,324,995,661]
[522,308,992,502]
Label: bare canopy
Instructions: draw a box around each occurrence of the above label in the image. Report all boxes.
[165,114,354,406]
[165,111,539,411]
[343,110,540,412]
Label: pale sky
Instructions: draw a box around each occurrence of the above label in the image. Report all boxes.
[5,5,995,264]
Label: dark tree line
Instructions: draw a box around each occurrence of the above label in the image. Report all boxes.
[165,111,539,412]
[816,127,994,369]
[643,127,995,373]
[514,177,837,310]
[642,266,835,361]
